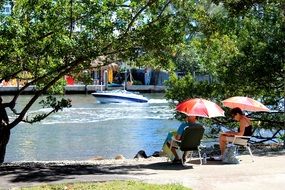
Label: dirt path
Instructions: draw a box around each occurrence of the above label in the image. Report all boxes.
[0,152,284,190]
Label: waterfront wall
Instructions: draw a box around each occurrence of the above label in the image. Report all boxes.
[0,85,165,95]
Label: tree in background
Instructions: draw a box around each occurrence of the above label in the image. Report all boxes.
[166,0,284,107]
[165,0,284,143]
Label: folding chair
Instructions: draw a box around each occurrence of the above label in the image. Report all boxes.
[227,135,254,162]
[170,125,205,165]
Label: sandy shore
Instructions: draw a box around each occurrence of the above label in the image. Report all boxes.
[1,151,285,190]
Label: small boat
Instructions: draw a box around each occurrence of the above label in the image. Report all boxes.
[91,90,148,103]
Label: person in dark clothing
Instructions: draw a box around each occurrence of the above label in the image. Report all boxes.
[164,115,204,163]
[219,107,252,156]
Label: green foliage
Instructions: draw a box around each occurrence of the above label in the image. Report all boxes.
[165,0,284,133]
[0,0,193,128]
[166,0,284,109]
[76,70,93,85]
[22,181,191,190]
[37,78,67,95]
[172,44,200,74]
[26,95,71,123]
[165,72,222,103]
[39,95,72,112]
[164,73,195,103]
[249,112,285,130]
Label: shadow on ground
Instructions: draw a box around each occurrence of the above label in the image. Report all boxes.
[2,150,283,184]
[252,148,285,157]
[0,161,194,184]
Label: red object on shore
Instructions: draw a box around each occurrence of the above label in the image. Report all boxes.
[65,75,75,85]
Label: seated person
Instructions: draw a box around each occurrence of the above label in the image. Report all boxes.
[164,115,203,163]
[219,107,252,158]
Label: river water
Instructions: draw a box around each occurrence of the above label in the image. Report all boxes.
[6,93,181,162]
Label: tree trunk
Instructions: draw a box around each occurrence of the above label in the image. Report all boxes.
[0,126,11,163]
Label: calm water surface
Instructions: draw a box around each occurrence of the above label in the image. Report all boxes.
[6,93,180,161]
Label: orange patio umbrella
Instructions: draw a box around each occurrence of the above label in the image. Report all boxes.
[222,96,270,112]
[176,98,225,118]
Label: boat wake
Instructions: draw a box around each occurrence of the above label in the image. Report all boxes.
[27,104,175,125]
[147,99,169,104]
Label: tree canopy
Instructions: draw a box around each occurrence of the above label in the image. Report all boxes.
[0,0,193,162]
[164,0,284,144]
[165,0,284,111]
[0,0,284,162]
[0,0,190,127]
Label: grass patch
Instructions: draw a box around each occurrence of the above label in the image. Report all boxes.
[21,180,191,190]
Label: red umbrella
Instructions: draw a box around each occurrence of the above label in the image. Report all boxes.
[222,96,270,112]
[176,98,225,118]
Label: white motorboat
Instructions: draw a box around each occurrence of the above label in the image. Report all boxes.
[91,90,148,103]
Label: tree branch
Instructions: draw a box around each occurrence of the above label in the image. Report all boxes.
[123,0,157,35]
[22,109,55,124]
[0,69,23,83]
[9,56,86,129]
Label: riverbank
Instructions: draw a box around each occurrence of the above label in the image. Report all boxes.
[1,150,285,190]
